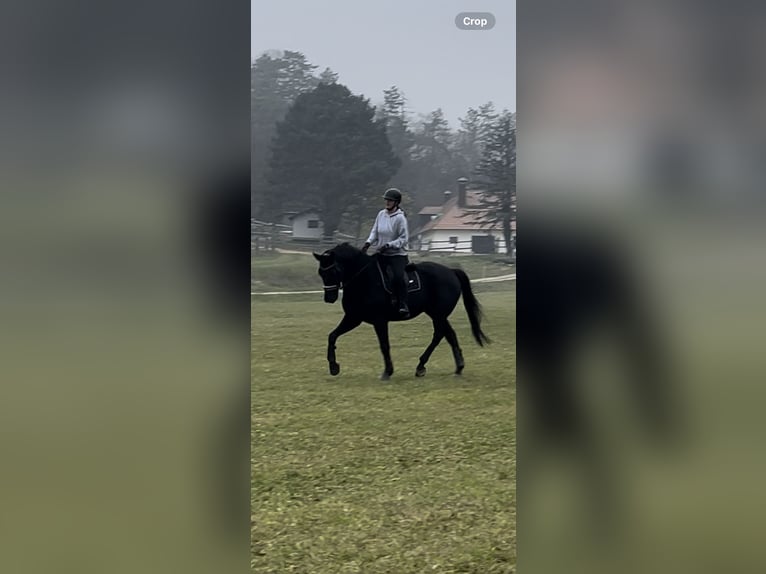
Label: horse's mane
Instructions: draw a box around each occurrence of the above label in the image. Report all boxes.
[332,242,364,261]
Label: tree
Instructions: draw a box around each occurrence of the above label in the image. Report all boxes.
[376,86,416,199]
[471,111,516,256]
[266,83,400,238]
[455,102,498,176]
[379,87,413,155]
[408,108,462,206]
[277,51,320,95]
[318,67,339,84]
[251,51,333,217]
[455,106,481,175]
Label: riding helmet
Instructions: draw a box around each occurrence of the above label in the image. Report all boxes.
[382,188,402,202]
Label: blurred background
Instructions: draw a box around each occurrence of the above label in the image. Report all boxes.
[519,1,766,573]
[0,1,250,572]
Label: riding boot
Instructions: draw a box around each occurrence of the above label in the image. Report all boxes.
[397,282,409,317]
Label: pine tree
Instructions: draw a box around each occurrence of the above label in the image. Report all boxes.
[471,111,516,256]
[456,102,498,176]
[376,86,416,200]
[409,109,461,206]
[318,67,339,84]
[251,51,320,217]
[380,86,413,154]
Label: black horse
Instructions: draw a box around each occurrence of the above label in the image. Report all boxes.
[313,243,490,379]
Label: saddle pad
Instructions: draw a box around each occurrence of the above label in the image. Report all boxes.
[405,268,422,293]
[376,262,422,294]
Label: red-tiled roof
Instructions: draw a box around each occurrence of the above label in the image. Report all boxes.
[417,192,500,233]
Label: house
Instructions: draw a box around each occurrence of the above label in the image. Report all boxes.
[413,178,514,255]
[288,210,324,240]
[415,205,443,231]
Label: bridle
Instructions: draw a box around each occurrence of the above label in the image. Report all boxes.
[319,257,374,292]
[319,262,340,291]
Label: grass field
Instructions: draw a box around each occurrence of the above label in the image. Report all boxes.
[252,287,516,573]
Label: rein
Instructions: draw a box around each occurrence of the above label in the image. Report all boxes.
[343,260,374,287]
[321,258,373,291]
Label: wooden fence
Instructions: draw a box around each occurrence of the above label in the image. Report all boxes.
[251,219,358,254]
[251,219,514,259]
[251,233,344,254]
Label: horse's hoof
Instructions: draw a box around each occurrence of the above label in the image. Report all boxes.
[380,371,392,381]
[415,366,427,377]
[454,369,463,376]
[329,363,340,376]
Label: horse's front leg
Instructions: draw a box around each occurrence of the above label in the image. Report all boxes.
[327,314,362,376]
[373,321,394,380]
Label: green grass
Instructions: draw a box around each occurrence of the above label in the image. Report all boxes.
[252,289,516,573]
[252,251,514,292]
[252,253,324,290]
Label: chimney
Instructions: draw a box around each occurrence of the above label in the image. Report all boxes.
[457,177,468,208]
[443,190,452,204]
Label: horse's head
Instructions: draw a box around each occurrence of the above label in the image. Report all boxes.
[313,249,340,303]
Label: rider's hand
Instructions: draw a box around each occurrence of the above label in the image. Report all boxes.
[361,242,371,253]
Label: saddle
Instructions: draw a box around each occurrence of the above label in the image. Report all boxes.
[375,260,422,295]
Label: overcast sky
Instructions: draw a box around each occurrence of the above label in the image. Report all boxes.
[252,0,515,128]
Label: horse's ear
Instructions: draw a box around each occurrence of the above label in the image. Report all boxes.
[312,252,322,261]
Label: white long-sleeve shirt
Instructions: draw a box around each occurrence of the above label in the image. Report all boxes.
[366,208,409,256]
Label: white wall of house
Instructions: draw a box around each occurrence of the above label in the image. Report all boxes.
[416,229,507,254]
[291,212,324,239]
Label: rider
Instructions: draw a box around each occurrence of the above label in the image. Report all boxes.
[362,188,410,317]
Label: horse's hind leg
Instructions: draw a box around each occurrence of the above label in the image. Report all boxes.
[442,320,465,375]
[415,320,445,377]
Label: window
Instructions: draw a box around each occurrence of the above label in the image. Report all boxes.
[307,220,319,229]
[449,236,458,244]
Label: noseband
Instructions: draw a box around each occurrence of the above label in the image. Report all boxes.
[320,261,340,291]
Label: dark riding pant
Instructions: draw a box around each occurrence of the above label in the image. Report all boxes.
[381,254,409,309]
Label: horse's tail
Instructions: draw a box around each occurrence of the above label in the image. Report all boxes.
[453,268,491,346]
